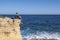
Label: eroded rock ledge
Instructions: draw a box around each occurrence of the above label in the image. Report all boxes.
[0,16,22,40]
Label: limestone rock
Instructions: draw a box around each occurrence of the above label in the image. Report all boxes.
[0,17,22,40]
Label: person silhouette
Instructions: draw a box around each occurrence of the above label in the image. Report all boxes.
[15,12,21,19]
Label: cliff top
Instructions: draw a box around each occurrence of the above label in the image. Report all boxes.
[0,13,22,40]
[0,13,21,25]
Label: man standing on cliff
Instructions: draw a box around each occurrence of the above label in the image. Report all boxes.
[15,12,21,19]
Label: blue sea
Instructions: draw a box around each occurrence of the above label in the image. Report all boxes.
[21,15,60,40]
[1,15,60,40]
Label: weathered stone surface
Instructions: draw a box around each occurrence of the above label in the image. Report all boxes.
[0,17,22,40]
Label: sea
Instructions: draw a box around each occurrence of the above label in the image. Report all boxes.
[1,15,60,40]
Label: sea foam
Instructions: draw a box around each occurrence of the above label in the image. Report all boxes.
[22,31,60,40]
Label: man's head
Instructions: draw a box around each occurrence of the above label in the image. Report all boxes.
[16,12,18,15]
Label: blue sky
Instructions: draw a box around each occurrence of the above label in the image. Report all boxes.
[0,0,60,15]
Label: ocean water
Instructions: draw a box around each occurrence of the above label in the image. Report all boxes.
[21,15,60,40]
[1,15,60,40]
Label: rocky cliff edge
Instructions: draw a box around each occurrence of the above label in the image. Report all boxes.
[0,16,22,40]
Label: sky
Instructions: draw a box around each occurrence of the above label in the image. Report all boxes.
[0,0,60,15]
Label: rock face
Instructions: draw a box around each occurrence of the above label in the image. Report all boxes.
[0,17,22,40]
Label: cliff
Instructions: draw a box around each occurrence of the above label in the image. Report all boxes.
[0,16,22,40]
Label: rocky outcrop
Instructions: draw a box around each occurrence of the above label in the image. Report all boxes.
[0,17,22,40]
